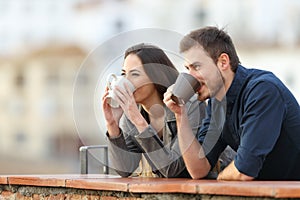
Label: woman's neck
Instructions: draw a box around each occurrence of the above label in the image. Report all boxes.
[141,95,164,117]
[142,101,165,139]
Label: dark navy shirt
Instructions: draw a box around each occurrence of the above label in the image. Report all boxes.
[198,65,300,180]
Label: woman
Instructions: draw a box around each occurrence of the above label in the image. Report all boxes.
[102,43,206,177]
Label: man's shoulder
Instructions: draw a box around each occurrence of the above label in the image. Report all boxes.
[243,67,275,81]
[241,67,283,91]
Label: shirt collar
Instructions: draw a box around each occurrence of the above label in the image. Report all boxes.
[225,65,248,107]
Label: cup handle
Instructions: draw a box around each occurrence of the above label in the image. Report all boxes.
[106,73,117,90]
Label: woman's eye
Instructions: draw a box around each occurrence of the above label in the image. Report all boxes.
[121,72,126,76]
[131,73,139,76]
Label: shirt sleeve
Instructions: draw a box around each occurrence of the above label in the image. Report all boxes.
[106,116,142,177]
[234,81,285,178]
[197,99,212,143]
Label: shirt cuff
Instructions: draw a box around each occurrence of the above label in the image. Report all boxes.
[134,125,164,151]
[135,125,156,139]
[235,146,264,178]
[106,129,124,143]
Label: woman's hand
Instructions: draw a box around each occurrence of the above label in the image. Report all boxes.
[102,87,123,137]
[114,83,148,133]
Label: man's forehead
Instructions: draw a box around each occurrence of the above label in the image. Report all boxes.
[182,46,203,63]
[183,44,204,55]
[183,45,209,63]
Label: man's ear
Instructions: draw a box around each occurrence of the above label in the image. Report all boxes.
[217,53,230,70]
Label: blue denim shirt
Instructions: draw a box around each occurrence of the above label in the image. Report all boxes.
[198,65,300,180]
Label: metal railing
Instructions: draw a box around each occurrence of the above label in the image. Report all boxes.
[79,145,109,174]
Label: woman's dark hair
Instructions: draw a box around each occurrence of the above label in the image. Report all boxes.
[180,26,240,72]
[124,43,179,100]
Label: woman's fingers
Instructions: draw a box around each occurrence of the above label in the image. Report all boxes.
[114,84,134,104]
[124,83,134,97]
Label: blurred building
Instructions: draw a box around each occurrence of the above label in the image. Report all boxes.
[1,0,300,54]
[0,45,87,173]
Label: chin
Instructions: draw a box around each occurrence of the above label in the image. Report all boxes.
[197,95,204,102]
[197,94,209,102]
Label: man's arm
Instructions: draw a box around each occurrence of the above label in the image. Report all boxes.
[175,107,211,179]
[164,90,210,179]
[217,161,254,181]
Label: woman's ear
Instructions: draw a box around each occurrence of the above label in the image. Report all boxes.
[217,53,230,71]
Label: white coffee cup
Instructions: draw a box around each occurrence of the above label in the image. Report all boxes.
[106,73,136,108]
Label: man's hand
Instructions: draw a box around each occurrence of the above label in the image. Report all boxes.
[163,86,184,115]
[217,161,254,181]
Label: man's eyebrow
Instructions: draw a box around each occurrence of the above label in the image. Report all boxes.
[185,62,201,69]
[190,61,201,66]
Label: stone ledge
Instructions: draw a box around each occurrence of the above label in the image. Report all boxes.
[0,174,300,199]
[0,176,7,184]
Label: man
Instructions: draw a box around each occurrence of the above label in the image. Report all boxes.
[164,26,300,180]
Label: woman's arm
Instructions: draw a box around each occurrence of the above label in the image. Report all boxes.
[107,116,142,177]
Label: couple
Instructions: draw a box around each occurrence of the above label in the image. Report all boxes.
[102,26,300,180]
